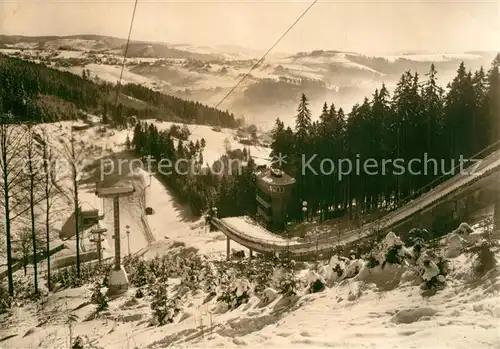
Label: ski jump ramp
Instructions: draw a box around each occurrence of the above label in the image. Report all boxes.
[212,149,500,259]
[99,171,156,256]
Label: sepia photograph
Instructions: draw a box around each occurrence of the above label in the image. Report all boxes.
[0,0,499,348]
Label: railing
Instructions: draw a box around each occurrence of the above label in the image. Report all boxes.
[213,147,500,257]
[139,184,156,244]
[131,182,156,244]
[140,215,155,244]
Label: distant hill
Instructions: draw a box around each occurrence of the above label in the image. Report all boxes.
[0,34,223,60]
[0,34,497,129]
[0,54,237,128]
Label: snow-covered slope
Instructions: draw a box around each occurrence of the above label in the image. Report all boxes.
[1,225,499,349]
[0,119,269,280]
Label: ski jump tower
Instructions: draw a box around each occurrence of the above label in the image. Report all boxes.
[96,185,135,296]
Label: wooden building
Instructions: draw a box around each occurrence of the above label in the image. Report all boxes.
[59,203,102,240]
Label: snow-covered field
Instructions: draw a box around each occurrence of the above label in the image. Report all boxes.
[1,222,499,349]
[135,167,245,257]
[150,120,271,166]
[64,63,158,87]
[276,53,383,75]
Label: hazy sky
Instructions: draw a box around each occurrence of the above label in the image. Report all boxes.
[1,0,499,54]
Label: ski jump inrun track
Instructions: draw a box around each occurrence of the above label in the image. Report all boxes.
[212,149,500,259]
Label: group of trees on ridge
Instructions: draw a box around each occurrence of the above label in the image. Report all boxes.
[131,122,256,217]
[0,113,85,298]
[0,55,237,127]
[270,55,500,223]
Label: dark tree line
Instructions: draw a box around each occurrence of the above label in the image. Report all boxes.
[0,55,236,127]
[270,56,500,223]
[121,84,237,127]
[131,122,256,217]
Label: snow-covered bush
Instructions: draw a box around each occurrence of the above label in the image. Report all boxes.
[453,222,473,236]
[135,288,144,299]
[240,256,278,295]
[462,218,499,276]
[179,255,205,291]
[362,232,410,270]
[352,232,414,290]
[90,282,108,312]
[443,232,464,258]
[150,278,180,325]
[323,255,349,283]
[261,287,279,304]
[199,259,219,295]
[51,261,112,289]
[216,278,251,309]
[345,259,364,278]
[306,270,325,294]
[406,228,430,261]
[365,254,380,269]
[465,237,499,276]
[125,257,154,287]
[0,282,11,314]
[417,252,449,294]
[253,267,273,295]
[381,232,411,268]
[147,256,168,279]
[277,260,298,297]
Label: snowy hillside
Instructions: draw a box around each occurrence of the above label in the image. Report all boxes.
[0,119,270,280]
[1,219,499,349]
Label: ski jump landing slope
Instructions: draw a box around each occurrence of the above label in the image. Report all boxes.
[99,173,156,257]
[212,149,500,258]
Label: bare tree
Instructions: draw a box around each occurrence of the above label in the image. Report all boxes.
[24,124,43,294]
[39,127,65,291]
[0,112,29,296]
[59,132,86,279]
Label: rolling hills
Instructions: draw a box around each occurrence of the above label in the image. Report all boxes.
[1,34,497,129]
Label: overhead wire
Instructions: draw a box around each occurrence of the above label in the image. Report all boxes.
[214,0,318,111]
[115,0,140,107]
[212,0,319,153]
